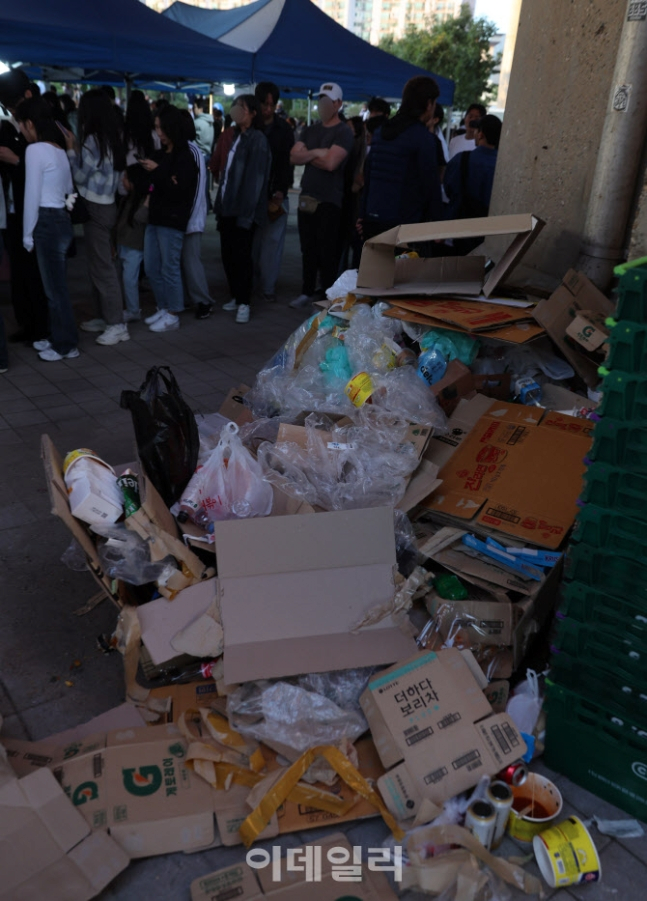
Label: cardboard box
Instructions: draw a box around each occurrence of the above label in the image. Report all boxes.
[191,832,398,901]
[357,214,544,298]
[138,579,219,666]
[216,507,417,684]
[533,270,615,388]
[0,760,129,901]
[565,309,610,353]
[218,384,254,425]
[388,298,536,333]
[424,394,496,472]
[360,649,526,819]
[148,681,220,724]
[426,597,517,646]
[422,401,593,549]
[384,305,546,345]
[431,360,475,415]
[3,724,215,858]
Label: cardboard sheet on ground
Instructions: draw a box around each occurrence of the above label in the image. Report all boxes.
[0,752,129,901]
[357,214,544,298]
[216,506,417,684]
[360,648,526,819]
[2,724,215,858]
[191,833,399,901]
[421,401,593,548]
[383,305,546,345]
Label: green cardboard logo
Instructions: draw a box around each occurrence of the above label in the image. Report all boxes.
[122,765,163,796]
[168,742,185,759]
[72,781,99,805]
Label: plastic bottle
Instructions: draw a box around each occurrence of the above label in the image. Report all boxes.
[176,501,210,529]
[514,375,542,406]
[159,660,220,684]
[417,346,448,386]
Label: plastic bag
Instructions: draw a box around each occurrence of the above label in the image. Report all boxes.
[188,422,273,522]
[326,269,358,299]
[506,670,543,735]
[121,366,199,507]
[226,677,368,762]
[394,509,418,577]
[60,538,88,572]
[419,327,480,366]
[92,523,177,586]
[195,411,232,465]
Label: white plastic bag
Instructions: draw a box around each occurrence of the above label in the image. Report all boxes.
[506,669,543,735]
[196,422,273,521]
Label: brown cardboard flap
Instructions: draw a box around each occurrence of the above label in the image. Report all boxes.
[357,214,544,297]
[383,307,545,345]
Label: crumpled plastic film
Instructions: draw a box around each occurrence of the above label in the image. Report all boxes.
[406,825,544,898]
[239,744,405,847]
[352,565,432,633]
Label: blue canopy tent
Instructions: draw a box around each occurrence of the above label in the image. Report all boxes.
[163,0,454,105]
[0,0,254,88]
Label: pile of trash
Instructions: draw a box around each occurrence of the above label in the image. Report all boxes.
[5,223,642,901]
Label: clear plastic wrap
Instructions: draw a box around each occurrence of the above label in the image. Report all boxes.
[369,366,448,428]
[92,523,177,586]
[257,410,421,510]
[394,509,419,577]
[60,538,88,572]
[226,675,369,771]
[325,268,358,299]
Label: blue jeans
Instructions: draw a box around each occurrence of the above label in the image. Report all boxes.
[118,244,143,315]
[253,197,289,296]
[144,225,185,314]
[33,208,77,355]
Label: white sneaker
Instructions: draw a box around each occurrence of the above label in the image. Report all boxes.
[96,323,130,345]
[222,299,237,311]
[149,311,180,332]
[123,310,141,323]
[80,318,106,333]
[144,309,165,325]
[289,294,314,309]
[39,347,80,362]
[235,304,250,324]
[33,339,51,352]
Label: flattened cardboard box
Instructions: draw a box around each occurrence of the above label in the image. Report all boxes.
[191,833,398,901]
[212,736,386,847]
[0,761,129,901]
[357,213,544,297]
[217,506,417,684]
[422,401,593,549]
[533,270,614,388]
[360,649,526,820]
[3,724,214,858]
[384,305,546,345]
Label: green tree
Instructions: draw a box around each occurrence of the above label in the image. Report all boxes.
[380,4,501,112]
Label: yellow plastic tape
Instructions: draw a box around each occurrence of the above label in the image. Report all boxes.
[185,752,354,818]
[202,709,266,773]
[239,744,404,848]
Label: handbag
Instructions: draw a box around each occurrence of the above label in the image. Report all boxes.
[298,194,320,215]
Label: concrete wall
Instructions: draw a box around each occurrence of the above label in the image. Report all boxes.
[484,0,627,289]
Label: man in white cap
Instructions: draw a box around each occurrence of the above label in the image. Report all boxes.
[289,82,353,308]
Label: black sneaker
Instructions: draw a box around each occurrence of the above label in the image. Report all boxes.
[195,303,214,320]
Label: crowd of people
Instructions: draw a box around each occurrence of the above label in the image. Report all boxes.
[0,66,501,370]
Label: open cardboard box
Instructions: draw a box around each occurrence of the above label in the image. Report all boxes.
[216,506,418,685]
[357,214,544,298]
[3,724,215,858]
[191,832,398,901]
[360,648,526,820]
[533,270,615,388]
[421,401,593,549]
[0,753,129,901]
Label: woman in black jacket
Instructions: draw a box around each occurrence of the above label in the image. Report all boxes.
[139,105,198,333]
[215,94,271,324]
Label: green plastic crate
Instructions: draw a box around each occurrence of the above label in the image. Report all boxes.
[565,542,647,600]
[545,680,647,820]
[559,580,647,641]
[616,264,647,324]
[572,503,647,563]
[606,321,647,374]
[588,418,647,470]
[598,371,647,421]
[553,617,647,675]
[550,650,647,721]
[582,462,647,523]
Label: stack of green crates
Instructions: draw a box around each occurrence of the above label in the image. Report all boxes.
[544,259,647,820]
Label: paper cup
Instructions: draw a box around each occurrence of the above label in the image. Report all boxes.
[507,773,563,844]
[533,815,601,888]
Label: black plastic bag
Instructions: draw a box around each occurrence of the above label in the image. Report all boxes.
[121,366,199,507]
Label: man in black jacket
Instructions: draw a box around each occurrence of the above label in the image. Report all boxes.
[253,82,294,303]
[0,69,49,344]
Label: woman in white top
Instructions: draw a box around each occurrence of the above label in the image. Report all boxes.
[14,98,78,362]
